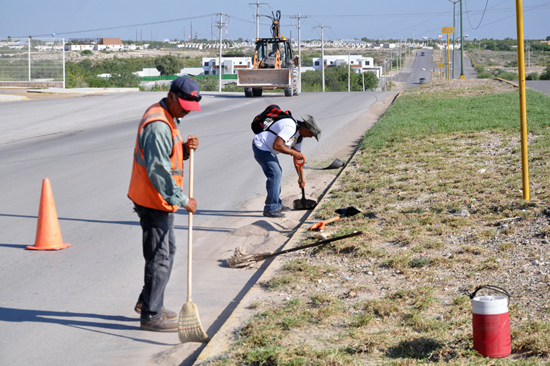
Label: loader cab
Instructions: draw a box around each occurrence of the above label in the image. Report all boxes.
[255,38,293,69]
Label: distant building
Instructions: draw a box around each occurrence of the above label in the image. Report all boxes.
[178,68,205,76]
[65,44,95,51]
[95,38,124,51]
[312,55,382,78]
[202,57,252,75]
[134,68,161,77]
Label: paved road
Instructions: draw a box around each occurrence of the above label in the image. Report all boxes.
[526,80,550,96]
[0,90,396,366]
[394,48,477,89]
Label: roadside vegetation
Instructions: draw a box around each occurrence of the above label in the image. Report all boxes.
[198,79,550,365]
[467,43,550,81]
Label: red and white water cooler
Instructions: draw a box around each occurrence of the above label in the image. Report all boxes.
[471,289,511,358]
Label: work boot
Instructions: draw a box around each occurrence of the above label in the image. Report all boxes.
[279,205,291,212]
[140,314,178,332]
[134,301,177,319]
[263,211,285,218]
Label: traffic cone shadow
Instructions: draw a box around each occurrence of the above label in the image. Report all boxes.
[27,178,70,251]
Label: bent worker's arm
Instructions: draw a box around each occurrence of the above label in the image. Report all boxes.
[141,122,190,209]
[273,137,304,161]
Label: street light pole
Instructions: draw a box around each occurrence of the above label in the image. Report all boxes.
[460,0,465,79]
[449,0,459,79]
[515,0,529,200]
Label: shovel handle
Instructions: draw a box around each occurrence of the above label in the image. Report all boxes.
[296,164,305,186]
[293,156,305,167]
[310,216,341,231]
[263,231,363,259]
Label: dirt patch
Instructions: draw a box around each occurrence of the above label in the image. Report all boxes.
[408,78,517,97]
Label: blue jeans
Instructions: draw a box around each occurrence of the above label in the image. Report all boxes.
[253,143,283,214]
[134,204,176,320]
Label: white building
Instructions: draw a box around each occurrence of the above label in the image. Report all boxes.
[65,44,95,51]
[202,57,252,75]
[94,38,124,51]
[312,55,382,78]
[134,68,161,77]
[178,68,205,76]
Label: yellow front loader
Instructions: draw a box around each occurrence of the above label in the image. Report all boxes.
[237,11,298,97]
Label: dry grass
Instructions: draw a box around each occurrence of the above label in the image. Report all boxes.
[199,80,550,365]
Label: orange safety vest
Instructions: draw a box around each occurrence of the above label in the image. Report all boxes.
[128,103,184,212]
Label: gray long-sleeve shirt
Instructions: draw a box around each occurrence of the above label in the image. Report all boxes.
[140,99,189,208]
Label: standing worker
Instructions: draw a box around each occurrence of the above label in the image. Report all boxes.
[253,110,321,218]
[128,76,202,332]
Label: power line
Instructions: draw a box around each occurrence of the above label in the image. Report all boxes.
[18,14,213,38]
[465,0,489,30]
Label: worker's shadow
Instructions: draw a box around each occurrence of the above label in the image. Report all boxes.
[0,307,173,345]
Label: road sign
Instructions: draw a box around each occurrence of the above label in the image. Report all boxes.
[442,27,455,34]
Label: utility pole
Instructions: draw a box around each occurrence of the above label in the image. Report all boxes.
[449,0,459,79]
[460,0,465,79]
[249,0,267,39]
[314,24,330,92]
[348,50,351,92]
[216,13,226,92]
[290,13,307,93]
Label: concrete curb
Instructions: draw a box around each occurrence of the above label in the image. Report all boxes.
[494,78,519,88]
[28,87,140,94]
[0,87,140,102]
[0,94,28,102]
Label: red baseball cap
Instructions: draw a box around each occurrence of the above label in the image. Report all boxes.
[170,76,202,111]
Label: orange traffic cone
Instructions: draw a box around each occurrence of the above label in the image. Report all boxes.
[27,178,70,251]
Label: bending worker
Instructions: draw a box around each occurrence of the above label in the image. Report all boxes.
[253,111,321,218]
[128,76,201,332]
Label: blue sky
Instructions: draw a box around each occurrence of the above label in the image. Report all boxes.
[2,0,549,42]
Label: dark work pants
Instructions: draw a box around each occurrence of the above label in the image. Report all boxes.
[134,203,176,320]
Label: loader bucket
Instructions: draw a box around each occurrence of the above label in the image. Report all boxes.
[237,69,290,89]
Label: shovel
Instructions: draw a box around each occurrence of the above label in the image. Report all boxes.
[310,206,362,231]
[293,158,317,210]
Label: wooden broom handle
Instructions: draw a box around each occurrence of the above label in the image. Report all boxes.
[187,148,194,302]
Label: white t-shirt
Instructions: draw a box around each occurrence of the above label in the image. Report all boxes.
[253,118,302,154]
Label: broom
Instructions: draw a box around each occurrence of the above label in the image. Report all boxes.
[178,149,209,343]
[227,231,363,268]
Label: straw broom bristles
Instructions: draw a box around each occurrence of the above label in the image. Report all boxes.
[178,302,210,343]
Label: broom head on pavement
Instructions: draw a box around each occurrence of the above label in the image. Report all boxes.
[178,301,210,343]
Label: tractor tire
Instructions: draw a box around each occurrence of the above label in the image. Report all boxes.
[284,86,293,97]
[244,88,253,97]
[252,88,263,97]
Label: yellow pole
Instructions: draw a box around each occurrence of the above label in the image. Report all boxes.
[447,33,451,80]
[515,0,529,200]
